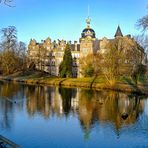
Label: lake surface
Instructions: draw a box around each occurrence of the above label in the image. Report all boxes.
[0,81,148,148]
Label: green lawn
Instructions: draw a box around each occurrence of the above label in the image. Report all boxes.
[1,70,148,94]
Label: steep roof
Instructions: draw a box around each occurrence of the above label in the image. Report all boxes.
[114,25,123,37]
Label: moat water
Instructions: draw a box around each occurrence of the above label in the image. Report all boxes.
[0,81,148,148]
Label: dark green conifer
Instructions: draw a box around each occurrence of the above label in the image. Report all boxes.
[59,44,73,77]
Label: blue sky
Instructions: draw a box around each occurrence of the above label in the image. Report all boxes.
[0,0,147,44]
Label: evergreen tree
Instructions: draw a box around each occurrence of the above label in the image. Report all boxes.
[59,44,73,77]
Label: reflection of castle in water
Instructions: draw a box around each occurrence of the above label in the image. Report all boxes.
[25,85,79,118]
[0,82,146,132]
[24,85,146,130]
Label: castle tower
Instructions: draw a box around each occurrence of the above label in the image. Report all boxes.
[80,17,96,57]
[79,17,96,77]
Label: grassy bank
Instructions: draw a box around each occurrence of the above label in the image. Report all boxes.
[0,70,148,95]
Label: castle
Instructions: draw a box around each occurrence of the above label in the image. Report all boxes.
[28,17,146,77]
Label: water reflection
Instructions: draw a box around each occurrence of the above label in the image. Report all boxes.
[0,81,147,141]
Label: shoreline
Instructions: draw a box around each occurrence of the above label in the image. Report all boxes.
[0,74,148,95]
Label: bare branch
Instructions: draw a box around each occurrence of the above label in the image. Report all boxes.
[137,15,148,31]
[137,5,148,32]
[0,0,15,7]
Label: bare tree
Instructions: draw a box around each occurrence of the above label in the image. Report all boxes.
[79,37,145,86]
[101,39,126,86]
[134,35,148,58]
[79,53,102,77]
[137,5,148,32]
[102,37,145,86]
[17,41,27,70]
[17,41,26,57]
[134,35,148,49]
[1,26,17,52]
[0,26,27,74]
[136,5,148,65]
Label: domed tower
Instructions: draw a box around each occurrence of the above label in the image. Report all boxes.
[81,17,96,39]
[80,17,96,57]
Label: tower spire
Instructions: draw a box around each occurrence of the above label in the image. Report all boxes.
[88,5,90,17]
[114,25,123,37]
[86,5,91,28]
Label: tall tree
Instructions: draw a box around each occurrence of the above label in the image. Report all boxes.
[137,5,148,32]
[79,37,145,86]
[101,38,125,86]
[79,53,102,77]
[102,37,145,85]
[59,44,73,78]
[17,41,26,55]
[136,5,148,62]
[17,41,27,69]
[0,26,26,74]
[134,35,148,59]
[1,26,17,52]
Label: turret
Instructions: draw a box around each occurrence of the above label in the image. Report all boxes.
[114,25,123,38]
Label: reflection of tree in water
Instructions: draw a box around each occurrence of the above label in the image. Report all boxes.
[0,82,21,98]
[78,89,97,140]
[26,85,52,118]
[78,90,146,138]
[0,101,14,130]
[0,82,146,137]
[116,93,144,129]
[59,87,73,116]
[26,86,76,118]
[78,89,109,140]
[0,82,22,131]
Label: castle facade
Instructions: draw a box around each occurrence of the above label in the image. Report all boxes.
[28,17,146,77]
